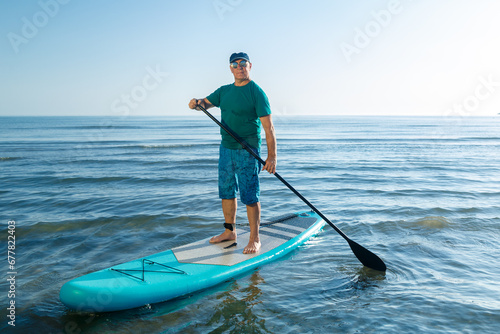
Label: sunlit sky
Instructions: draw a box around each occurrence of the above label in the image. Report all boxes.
[1,0,499,116]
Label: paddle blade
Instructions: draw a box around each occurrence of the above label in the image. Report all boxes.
[347,239,387,272]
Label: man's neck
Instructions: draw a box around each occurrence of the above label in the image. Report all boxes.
[234,79,251,87]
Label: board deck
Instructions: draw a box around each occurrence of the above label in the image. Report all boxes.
[173,214,317,266]
[60,211,325,312]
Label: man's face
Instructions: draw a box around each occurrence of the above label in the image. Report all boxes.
[230,59,251,81]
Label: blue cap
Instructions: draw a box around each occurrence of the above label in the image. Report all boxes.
[229,52,250,63]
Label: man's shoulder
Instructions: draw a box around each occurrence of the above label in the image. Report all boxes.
[247,81,269,100]
[248,80,260,89]
[220,83,234,90]
[248,80,267,94]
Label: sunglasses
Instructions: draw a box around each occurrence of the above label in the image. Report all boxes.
[230,60,249,69]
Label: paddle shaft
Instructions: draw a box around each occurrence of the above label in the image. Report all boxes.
[197,104,386,271]
[198,105,348,235]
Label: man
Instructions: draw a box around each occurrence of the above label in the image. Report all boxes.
[188,52,277,254]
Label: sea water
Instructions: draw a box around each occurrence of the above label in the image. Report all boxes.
[1,115,499,333]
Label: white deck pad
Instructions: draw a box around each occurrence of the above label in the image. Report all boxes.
[173,213,317,266]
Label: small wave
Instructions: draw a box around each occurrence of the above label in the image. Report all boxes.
[52,125,145,130]
[18,214,192,239]
[139,144,199,149]
[414,216,451,228]
[58,176,131,184]
[56,175,189,185]
[106,143,218,150]
[0,157,21,161]
[461,136,500,141]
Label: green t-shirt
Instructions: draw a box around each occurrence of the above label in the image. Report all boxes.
[206,80,271,149]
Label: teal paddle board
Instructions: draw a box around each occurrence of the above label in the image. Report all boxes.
[59,211,325,312]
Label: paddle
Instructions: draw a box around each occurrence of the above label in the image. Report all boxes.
[196,104,387,272]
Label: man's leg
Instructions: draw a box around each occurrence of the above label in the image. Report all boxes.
[210,198,237,243]
[244,202,261,254]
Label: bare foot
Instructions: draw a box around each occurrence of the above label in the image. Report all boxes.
[243,239,261,254]
[209,230,236,243]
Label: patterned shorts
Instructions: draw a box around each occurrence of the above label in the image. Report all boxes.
[218,145,261,205]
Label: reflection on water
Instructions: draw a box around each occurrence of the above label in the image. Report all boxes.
[205,271,270,333]
[353,267,387,287]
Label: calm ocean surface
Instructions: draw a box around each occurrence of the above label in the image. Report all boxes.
[1,115,499,333]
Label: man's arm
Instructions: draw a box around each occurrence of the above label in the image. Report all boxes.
[188,98,214,110]
[260,114,277,174]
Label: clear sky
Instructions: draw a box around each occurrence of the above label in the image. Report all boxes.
[1,0,499,116]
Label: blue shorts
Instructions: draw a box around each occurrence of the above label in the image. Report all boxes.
[218,145,261,205]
